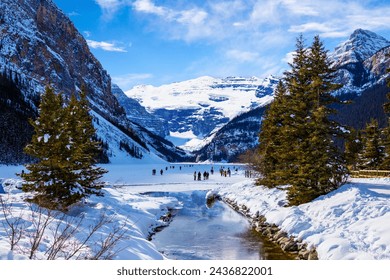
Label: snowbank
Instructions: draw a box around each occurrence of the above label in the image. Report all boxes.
[216,178,390,260]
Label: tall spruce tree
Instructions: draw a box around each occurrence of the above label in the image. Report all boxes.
[65,89,107,200]
[22,87,106,210]
[359,119,384,170]
[22,87,69,209]
[257,81,290,187]
[294,36,346,201]
[345,128,363,171]
[256,35,348,206]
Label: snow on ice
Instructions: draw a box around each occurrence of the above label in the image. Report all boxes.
[1,162,389,260]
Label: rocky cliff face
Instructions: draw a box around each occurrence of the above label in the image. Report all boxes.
[0,0,124,119]
[112,84,169,137]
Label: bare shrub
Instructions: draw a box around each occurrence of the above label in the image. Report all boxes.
[2,196,130,260]
[0,195,26,251]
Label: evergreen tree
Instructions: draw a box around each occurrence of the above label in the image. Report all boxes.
[65,89,107,201]
[292,36,346,202]
[22,87,70,209]
[359,119,384,170]
[21,87,106,210]
[257,81,290,187]
[345,128,363,171]
[256,35,348,206]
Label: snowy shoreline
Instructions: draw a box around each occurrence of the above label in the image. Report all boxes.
[215,178,390,260]
[1,163,390,260]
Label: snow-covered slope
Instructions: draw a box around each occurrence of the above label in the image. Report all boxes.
[125,76,278,150]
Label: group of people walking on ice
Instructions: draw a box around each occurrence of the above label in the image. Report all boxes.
[151,164,250,180]
[194,171,211,181]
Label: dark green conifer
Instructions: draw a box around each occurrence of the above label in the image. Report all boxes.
[345,128,363,171]
[256,35,348,206]
[65,89,107,200]
[359,119,384,170]
[257,81,290,187]
[22,86,69,209]
[21,87,106,210]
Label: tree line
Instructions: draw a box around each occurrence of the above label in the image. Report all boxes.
[345,60,390,171]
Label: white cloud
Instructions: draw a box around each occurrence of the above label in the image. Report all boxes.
[132,0,211,42]
[281,0,319,16]
[83,31,92,38]
[282,51,295,65]
[112,73,153,91]
[86,40,127,52]
[94,0,130,19]
[177,8,208,26]
[68,11,80,17]
[226,49,260,62]
[132,0,167,17]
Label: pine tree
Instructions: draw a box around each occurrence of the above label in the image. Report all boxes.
[257,81,290,187]
[65,89,107,201]
[22,86,70,209]
[256,35,348,206]
[21,87,107,210]
[345,128,363,171]
[297,36,346,199]
[359,119,384,170]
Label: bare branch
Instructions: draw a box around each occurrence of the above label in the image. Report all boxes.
[0,195,26,251]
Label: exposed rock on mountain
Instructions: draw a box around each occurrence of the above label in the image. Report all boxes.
[112,84,169,138]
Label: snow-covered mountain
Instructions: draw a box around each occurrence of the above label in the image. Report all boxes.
[331,29,390,95]
[0,0,186,164]
[125,76,278,151]
[330,29,390,67]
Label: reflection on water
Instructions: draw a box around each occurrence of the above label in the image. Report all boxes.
[149,191,294,260]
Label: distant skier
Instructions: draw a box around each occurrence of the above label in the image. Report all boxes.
[198,172,201,181]
[160,169,164,175]
[194,171,197,181]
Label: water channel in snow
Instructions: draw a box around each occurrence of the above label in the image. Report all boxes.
[148,191,295,260]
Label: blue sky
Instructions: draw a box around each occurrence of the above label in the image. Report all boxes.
[53,0,390,91]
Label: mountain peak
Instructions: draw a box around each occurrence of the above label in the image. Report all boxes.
[350,28,380,39]
[330,29,390,66]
